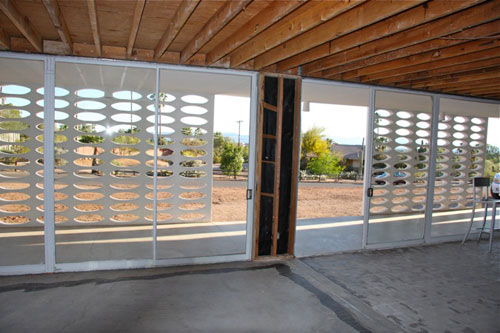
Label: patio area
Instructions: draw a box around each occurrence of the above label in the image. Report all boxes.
[0,241,498,332]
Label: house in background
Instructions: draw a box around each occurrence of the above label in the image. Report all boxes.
[331,143,364,173]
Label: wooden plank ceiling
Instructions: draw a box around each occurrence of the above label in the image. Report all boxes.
[0,0,499,100]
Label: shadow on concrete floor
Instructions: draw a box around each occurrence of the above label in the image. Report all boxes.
[0,241,498,332]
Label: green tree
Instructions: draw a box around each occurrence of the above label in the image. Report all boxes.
[213,131,233,163]
[485,144,500,178]
[220,142,244,179]
[307,152,344,182]
[300,126,330,170]
[486,144,500,163]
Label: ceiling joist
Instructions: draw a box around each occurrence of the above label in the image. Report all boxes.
[406,67,500,89]
[206,0,305,65]
[278,0,483,72]
[303,0,499,76]
[154,0,200,59]
[378,57,500,87]
[361,42,500,83]
[229,0,366,68]
[448,79,500,94]
[320,20,500,78]
[0,0,42,52]
[87,0,101,57]
[0,0,497,99]
[180,0,251,64]
[391,59,500,89]
[42,0,73,54]
[253,0,432,70]
[0,28,9,49]
[127,0,146,57]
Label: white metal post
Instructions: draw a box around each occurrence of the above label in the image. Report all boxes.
[245,72,259,259]
[362,88,375,249]
[152,66,160,262]
[43,56,56,272]
[424,95,440,242]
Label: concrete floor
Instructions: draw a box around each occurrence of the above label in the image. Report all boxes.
[0,241,498,332]
[2,208,490,266]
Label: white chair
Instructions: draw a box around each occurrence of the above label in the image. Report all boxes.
[462,177,499,252]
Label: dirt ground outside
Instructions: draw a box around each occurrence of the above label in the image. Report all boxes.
[212,180,363,222]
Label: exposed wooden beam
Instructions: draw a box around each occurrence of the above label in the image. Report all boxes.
[0,28,9,49]
[256,0,452,70]
[230,0,365,68]
[87,0,101,57]
[409,67,500,89]
[375,51,500,85]
[42,0,73,54]
[396,62,500,90]
[302,0,498,75]
[154,0,200,59]
[205,0,305,65]
[360,42,500,84]
[180,0,251,64]
[277,0,481,72]
[479,93,500,98]
[454,81,500,92]
[342,37,500,81]
[448,79,500,93]
[127,0,146,57]
[320,20,500,79]
[0,0,42,52]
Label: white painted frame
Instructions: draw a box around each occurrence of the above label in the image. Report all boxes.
[0,50,498,274]
[0,51,258,275]
[301,77,499,252]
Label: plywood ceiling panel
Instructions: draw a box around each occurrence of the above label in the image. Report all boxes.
[58,0,93,44]
[134,0,182,50]
[11,0,59,40]
[167,0,224,52]
[199,0,271,54]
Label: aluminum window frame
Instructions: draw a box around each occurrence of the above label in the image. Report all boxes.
[0,51,258,275]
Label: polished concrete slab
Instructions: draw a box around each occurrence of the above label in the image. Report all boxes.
[0,242,498,332]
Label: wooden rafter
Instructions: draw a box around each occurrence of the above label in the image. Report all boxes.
[0,28,9,49]
[448,79,500,93]
[127,0,146,57]
[87,0,101,57]
[180,0,251,64]
[360,42,500,83]
[42,0,73,54]
[253,0,431,70]
[374,48,500,85]
[377,57,500,87]
[320,20,500,78]
[229,0,365,68]
[278,0,482,72]
[154,0,200,59]
[0,0,42,52]
[395,62,500,90]
[302,0,498,75]
[342,39,500,81]
[206,0,305,65]
[408,67,500,89]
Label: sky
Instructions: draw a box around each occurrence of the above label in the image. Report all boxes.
[301,102,368,145]
[213,95,250,140]
[213,97,499,148]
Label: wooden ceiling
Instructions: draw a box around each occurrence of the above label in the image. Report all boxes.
[0,0,499,100]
